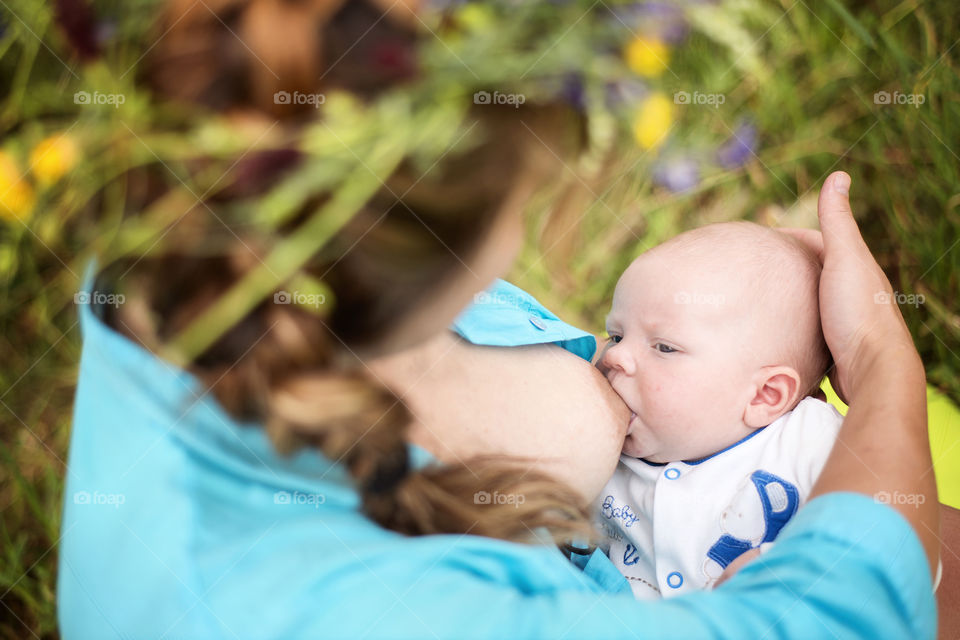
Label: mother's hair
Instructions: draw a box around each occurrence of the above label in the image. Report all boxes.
[101,0,595,543]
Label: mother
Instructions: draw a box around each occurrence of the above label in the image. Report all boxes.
[59,0,939,638]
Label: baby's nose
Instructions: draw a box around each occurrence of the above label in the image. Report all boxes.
[600,342,636,377]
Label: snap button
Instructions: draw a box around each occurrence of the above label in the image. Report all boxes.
[528,316,547,330]
[664,467,681,480]
[667,571,683,589]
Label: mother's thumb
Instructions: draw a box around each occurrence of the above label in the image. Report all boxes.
[817,171,863,254]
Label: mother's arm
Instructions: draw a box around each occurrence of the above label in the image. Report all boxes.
[789,172,939,576]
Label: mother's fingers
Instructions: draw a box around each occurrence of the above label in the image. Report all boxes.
[714,548,762,588]
[779,170,856,262]
[779,228,824,262]
[817,171,866,256]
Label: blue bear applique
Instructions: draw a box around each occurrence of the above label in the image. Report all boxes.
[705,470,800,572]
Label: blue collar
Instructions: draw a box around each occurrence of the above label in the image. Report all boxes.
[632,425,769,467]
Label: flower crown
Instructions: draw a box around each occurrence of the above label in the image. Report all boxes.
[4,0,748,362]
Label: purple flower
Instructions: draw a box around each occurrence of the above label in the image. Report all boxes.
[557,72,586,111]
[96,20,117,48]
[654,156,700,192]
[609,2,689,45]
[716,122,757,169]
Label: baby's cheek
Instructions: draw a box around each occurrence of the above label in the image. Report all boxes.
[641,379,682,425]
[644,372,677,405]
[654,376,707,429]
[641,367,664,394]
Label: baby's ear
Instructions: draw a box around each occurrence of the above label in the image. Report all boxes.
[743,367,802,428]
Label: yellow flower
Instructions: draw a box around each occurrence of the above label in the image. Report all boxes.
[625,37,670,78]
[633,92,673,150]
[0,152,35,222]
[457,4,495,33]
[29,134,79,184]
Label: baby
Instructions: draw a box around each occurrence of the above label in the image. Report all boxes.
[596,221,843,599]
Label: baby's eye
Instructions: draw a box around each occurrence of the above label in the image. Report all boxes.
[654,343,677,354]
[608,334,623,344]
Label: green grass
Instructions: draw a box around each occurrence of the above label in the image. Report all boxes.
[515,0,960,405]
[1,0,958,637]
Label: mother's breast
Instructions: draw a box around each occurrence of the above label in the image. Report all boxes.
[370,330,631,501]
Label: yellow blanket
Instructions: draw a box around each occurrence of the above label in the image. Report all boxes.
[822,380,960,509]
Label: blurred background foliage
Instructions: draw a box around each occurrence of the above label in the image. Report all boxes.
[0,0,957,636]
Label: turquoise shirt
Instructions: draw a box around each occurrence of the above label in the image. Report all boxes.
[59,278,936,639]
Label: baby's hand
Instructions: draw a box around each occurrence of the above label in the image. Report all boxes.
[713,548,763,588]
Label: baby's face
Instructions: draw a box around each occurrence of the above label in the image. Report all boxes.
[599,250,765,463]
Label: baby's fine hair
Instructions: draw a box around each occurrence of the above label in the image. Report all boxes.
[663,221,831,400]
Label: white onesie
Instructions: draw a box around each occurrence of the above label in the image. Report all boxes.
[597,396,843,599]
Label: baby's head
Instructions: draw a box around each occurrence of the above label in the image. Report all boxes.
[601,221,829,463]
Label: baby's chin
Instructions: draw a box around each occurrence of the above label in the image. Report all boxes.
[640,452,671,463]
[621,434,664,461]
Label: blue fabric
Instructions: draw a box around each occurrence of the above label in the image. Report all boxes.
[59,275,936,639]
[452,279,597,362]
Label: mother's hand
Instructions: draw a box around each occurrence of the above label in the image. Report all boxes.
[787,171,937,576]
[783,171,921,402]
